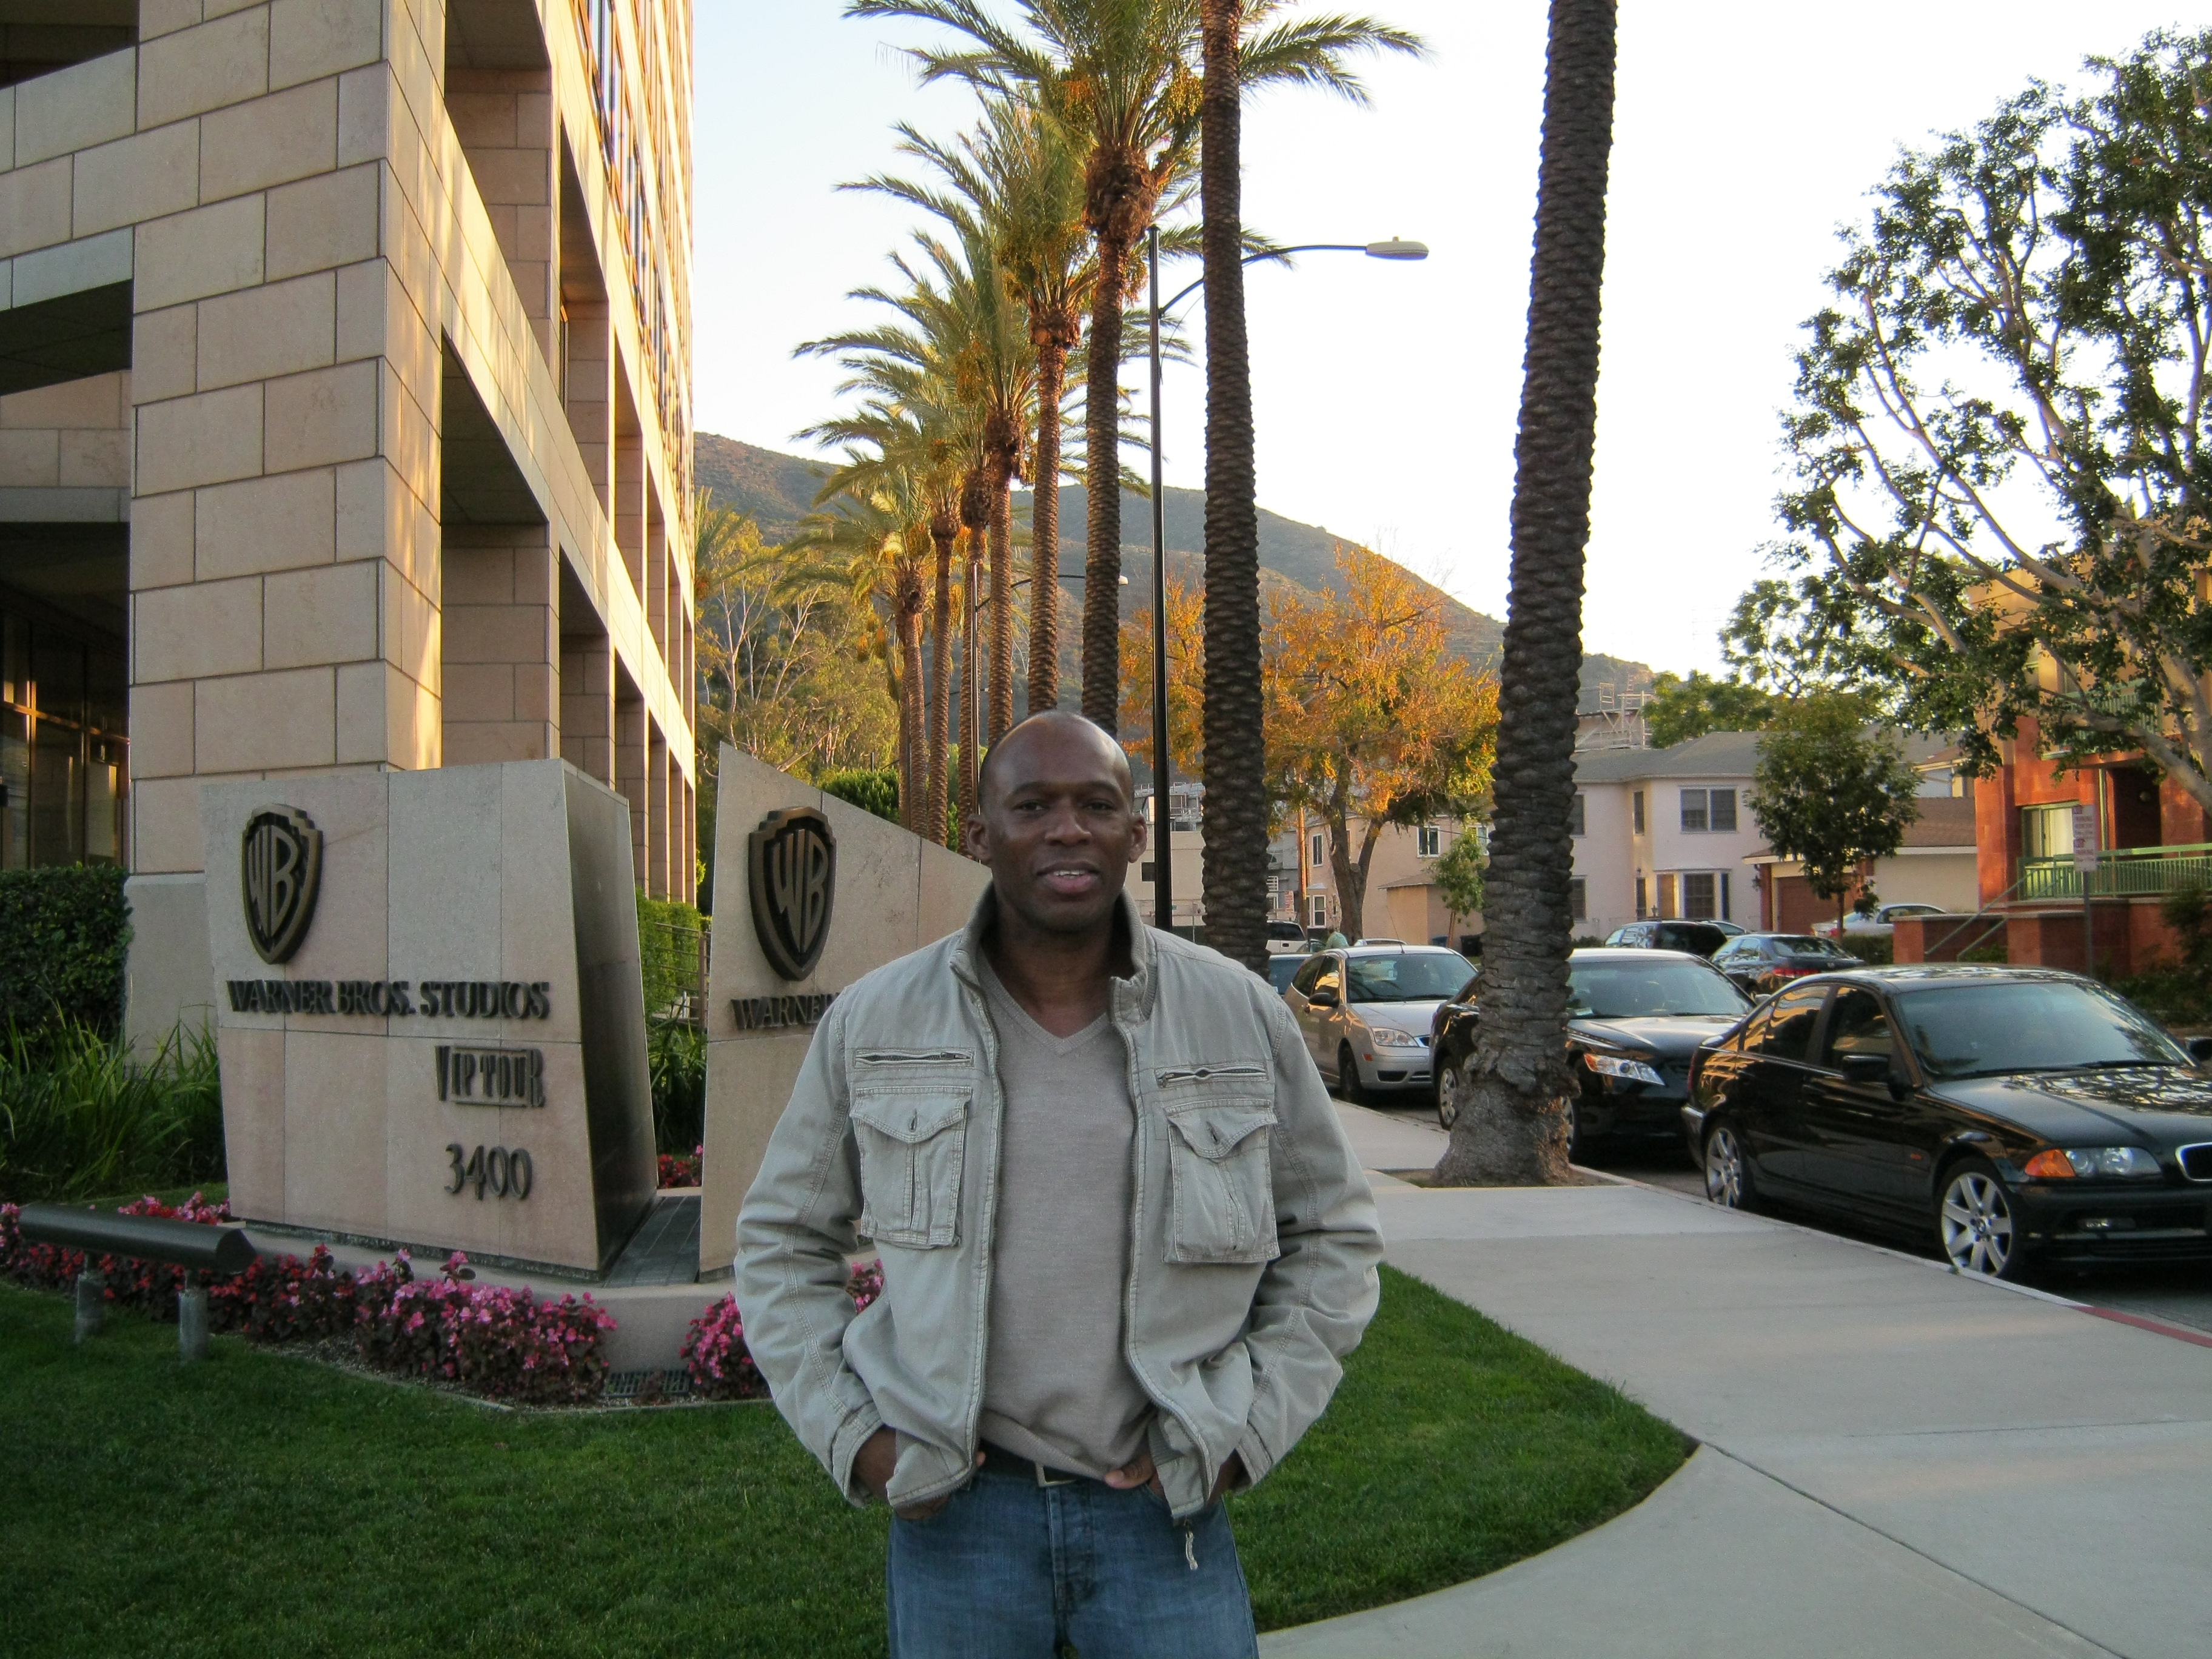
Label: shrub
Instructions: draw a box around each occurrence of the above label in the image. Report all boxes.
[355,1251,615,1405]
[657,1145,702,1188]
[648,1018,706,1155]
[820,767,899,825]
[682,1260,883,1403]
[637,895,706,1018]
[0,866,129,1036]
[0,1019,224,1203]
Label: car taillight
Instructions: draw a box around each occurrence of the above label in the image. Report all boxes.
[1771,966,1811,979]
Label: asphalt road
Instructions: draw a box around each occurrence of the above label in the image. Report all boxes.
[1370,1102,2212,1338]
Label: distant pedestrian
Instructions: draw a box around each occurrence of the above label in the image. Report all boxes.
[738,711,1381,1658]
[1324,928,1349,950]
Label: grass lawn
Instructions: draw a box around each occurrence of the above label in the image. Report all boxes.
[0,1265,1685,1655]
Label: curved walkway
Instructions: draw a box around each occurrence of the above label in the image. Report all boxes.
[1267,1108,2212,1659]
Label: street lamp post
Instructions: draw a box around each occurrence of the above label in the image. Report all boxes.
[1145,233,1428,937]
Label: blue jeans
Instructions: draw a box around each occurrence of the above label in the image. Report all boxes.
[885,1464,1259,1658]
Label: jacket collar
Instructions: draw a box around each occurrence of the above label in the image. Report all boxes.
[951,882,1158,1022]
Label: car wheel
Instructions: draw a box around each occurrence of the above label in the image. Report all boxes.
[1436,1060,1463,1130]
[1937,1156,2028,1281]
[1563,1095,1581,1161]
[1704,1122,1757,1211]
[1338,1043,1369,1106]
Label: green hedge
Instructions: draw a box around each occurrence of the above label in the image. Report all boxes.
[637,894,706,1017]
[0,867,129,1037]
[820,768,899,825]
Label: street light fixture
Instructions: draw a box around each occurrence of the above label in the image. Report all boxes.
[1144,229,1428,936]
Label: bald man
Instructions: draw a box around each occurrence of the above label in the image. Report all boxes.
[737,712,1381,1658]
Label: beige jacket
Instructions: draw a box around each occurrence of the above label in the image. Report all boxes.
[735,888,1382,1519]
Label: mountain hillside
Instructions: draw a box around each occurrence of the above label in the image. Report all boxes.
[695,433,1654,707]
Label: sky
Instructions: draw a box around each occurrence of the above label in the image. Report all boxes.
[694,2,2191,680]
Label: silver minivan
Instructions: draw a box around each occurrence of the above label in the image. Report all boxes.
[1284,944,1476,1102]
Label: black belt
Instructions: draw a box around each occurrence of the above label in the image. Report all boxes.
[979,1440,1091,1488]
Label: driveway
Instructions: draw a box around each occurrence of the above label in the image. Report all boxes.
[1290,1107,2212,1658]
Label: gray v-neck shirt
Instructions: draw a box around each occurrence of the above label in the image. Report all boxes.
[976,958,1153,1477]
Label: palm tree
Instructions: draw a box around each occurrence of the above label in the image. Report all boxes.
[854,98,1096,721]
[1195,2,1419,972]
[1433,0,1618,1187]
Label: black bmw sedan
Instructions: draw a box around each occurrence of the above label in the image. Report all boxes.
[1432,948,1751,1156]
[1711,931,1862,997]
[1686,964,2212,1280]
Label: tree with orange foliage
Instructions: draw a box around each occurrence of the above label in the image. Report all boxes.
[1265,546,1499,940]
[1118,567,1207,786]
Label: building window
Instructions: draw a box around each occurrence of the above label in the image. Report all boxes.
[1309,831,1325,869]
[1680,788,1738,833]
[1635,876,1647,918]
[1683,872,1717,919]
[1141,861,1157,883]
[1721,871,1732,920]
[2022,802,2080,860]
[1309,894,1329,927]
[1569,793,1586,836]
[1416,824,1441,857]
[1632,789,1644,834]
[1658,873,1679,919]
[1569,877,1587,922]
[0,608,126,870]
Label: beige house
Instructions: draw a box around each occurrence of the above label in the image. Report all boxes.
[1293,813,1480,948]
[0,0,697,1048]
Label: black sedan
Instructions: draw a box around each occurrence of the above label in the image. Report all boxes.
[1711,931,1862,997]
[1431,948,1752,1156]
[1686,965,2212,1280]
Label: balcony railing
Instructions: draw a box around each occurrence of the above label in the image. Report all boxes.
[2019,843,2212,901]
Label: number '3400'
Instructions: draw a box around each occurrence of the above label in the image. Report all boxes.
[446,1143,534,1201]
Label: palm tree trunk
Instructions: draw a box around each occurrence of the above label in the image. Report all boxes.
[990,481,1014,742]
[1199,0,1266,973]
[927,518,955,846]
[961,546,982,831]
[897,575,925,834]
[1435,0,1618,1188]
[1082,236,1128,728]
[1027,340,1067,715]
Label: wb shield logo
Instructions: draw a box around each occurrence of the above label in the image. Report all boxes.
[241,806,323,965]
[749,807,836,981]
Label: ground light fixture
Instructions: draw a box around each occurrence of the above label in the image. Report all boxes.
[1144,229,1429,934]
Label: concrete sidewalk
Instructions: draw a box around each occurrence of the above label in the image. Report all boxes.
[1270,1134,2212,1659]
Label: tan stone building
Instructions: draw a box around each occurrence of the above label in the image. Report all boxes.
[0,0,697,1047]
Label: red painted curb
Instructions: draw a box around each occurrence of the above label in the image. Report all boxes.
[2083,1305,2212,1349]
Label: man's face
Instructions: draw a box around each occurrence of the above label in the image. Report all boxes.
[968,722,1147,937]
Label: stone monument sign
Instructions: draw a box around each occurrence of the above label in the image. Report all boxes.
[201,760,655,1275]
[700,746,990,1273]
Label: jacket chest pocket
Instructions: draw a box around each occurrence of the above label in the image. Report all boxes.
[850,1053,973,1250]
[1156,1064,1279,1265]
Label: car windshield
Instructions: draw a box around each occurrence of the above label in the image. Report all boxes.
[1567,960,1749,1019]
[1347,953,1476,1003]
[1896,981,2190,1079]
[1775,935,1850,957]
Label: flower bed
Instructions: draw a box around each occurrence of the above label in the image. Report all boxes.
[657,1145,702,1188]
[2,1197,613,1405]
[682,1259,882,1402]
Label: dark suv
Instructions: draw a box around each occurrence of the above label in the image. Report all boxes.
[1604,920,1729,957]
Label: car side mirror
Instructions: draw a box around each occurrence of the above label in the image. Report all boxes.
[1839,1053,1892,1085]
[2188,1036,2212,1068]
[1309,987,1339,1008]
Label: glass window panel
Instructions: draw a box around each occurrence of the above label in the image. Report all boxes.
[0,707,27,870]
[1680,789,1709,832]
[1822,988,1894,1067]
[85,645,126,736]
[29,716,81,865]
[1746,985,1827,1062]
[1,613,25,708]
[1632,790,1644,833]
[1710,789,1738,832]
[1569,877,1587,921]
[32,630,84,726]
[1570,793,1586,836]
[84,736,121,865]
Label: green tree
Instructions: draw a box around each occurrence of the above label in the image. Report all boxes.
[1749,694,1923,928]
[1435,0,1617,1190]
[1763,30,2212,808]
[1643,670,1775,748]
[1432,828,1487,936]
